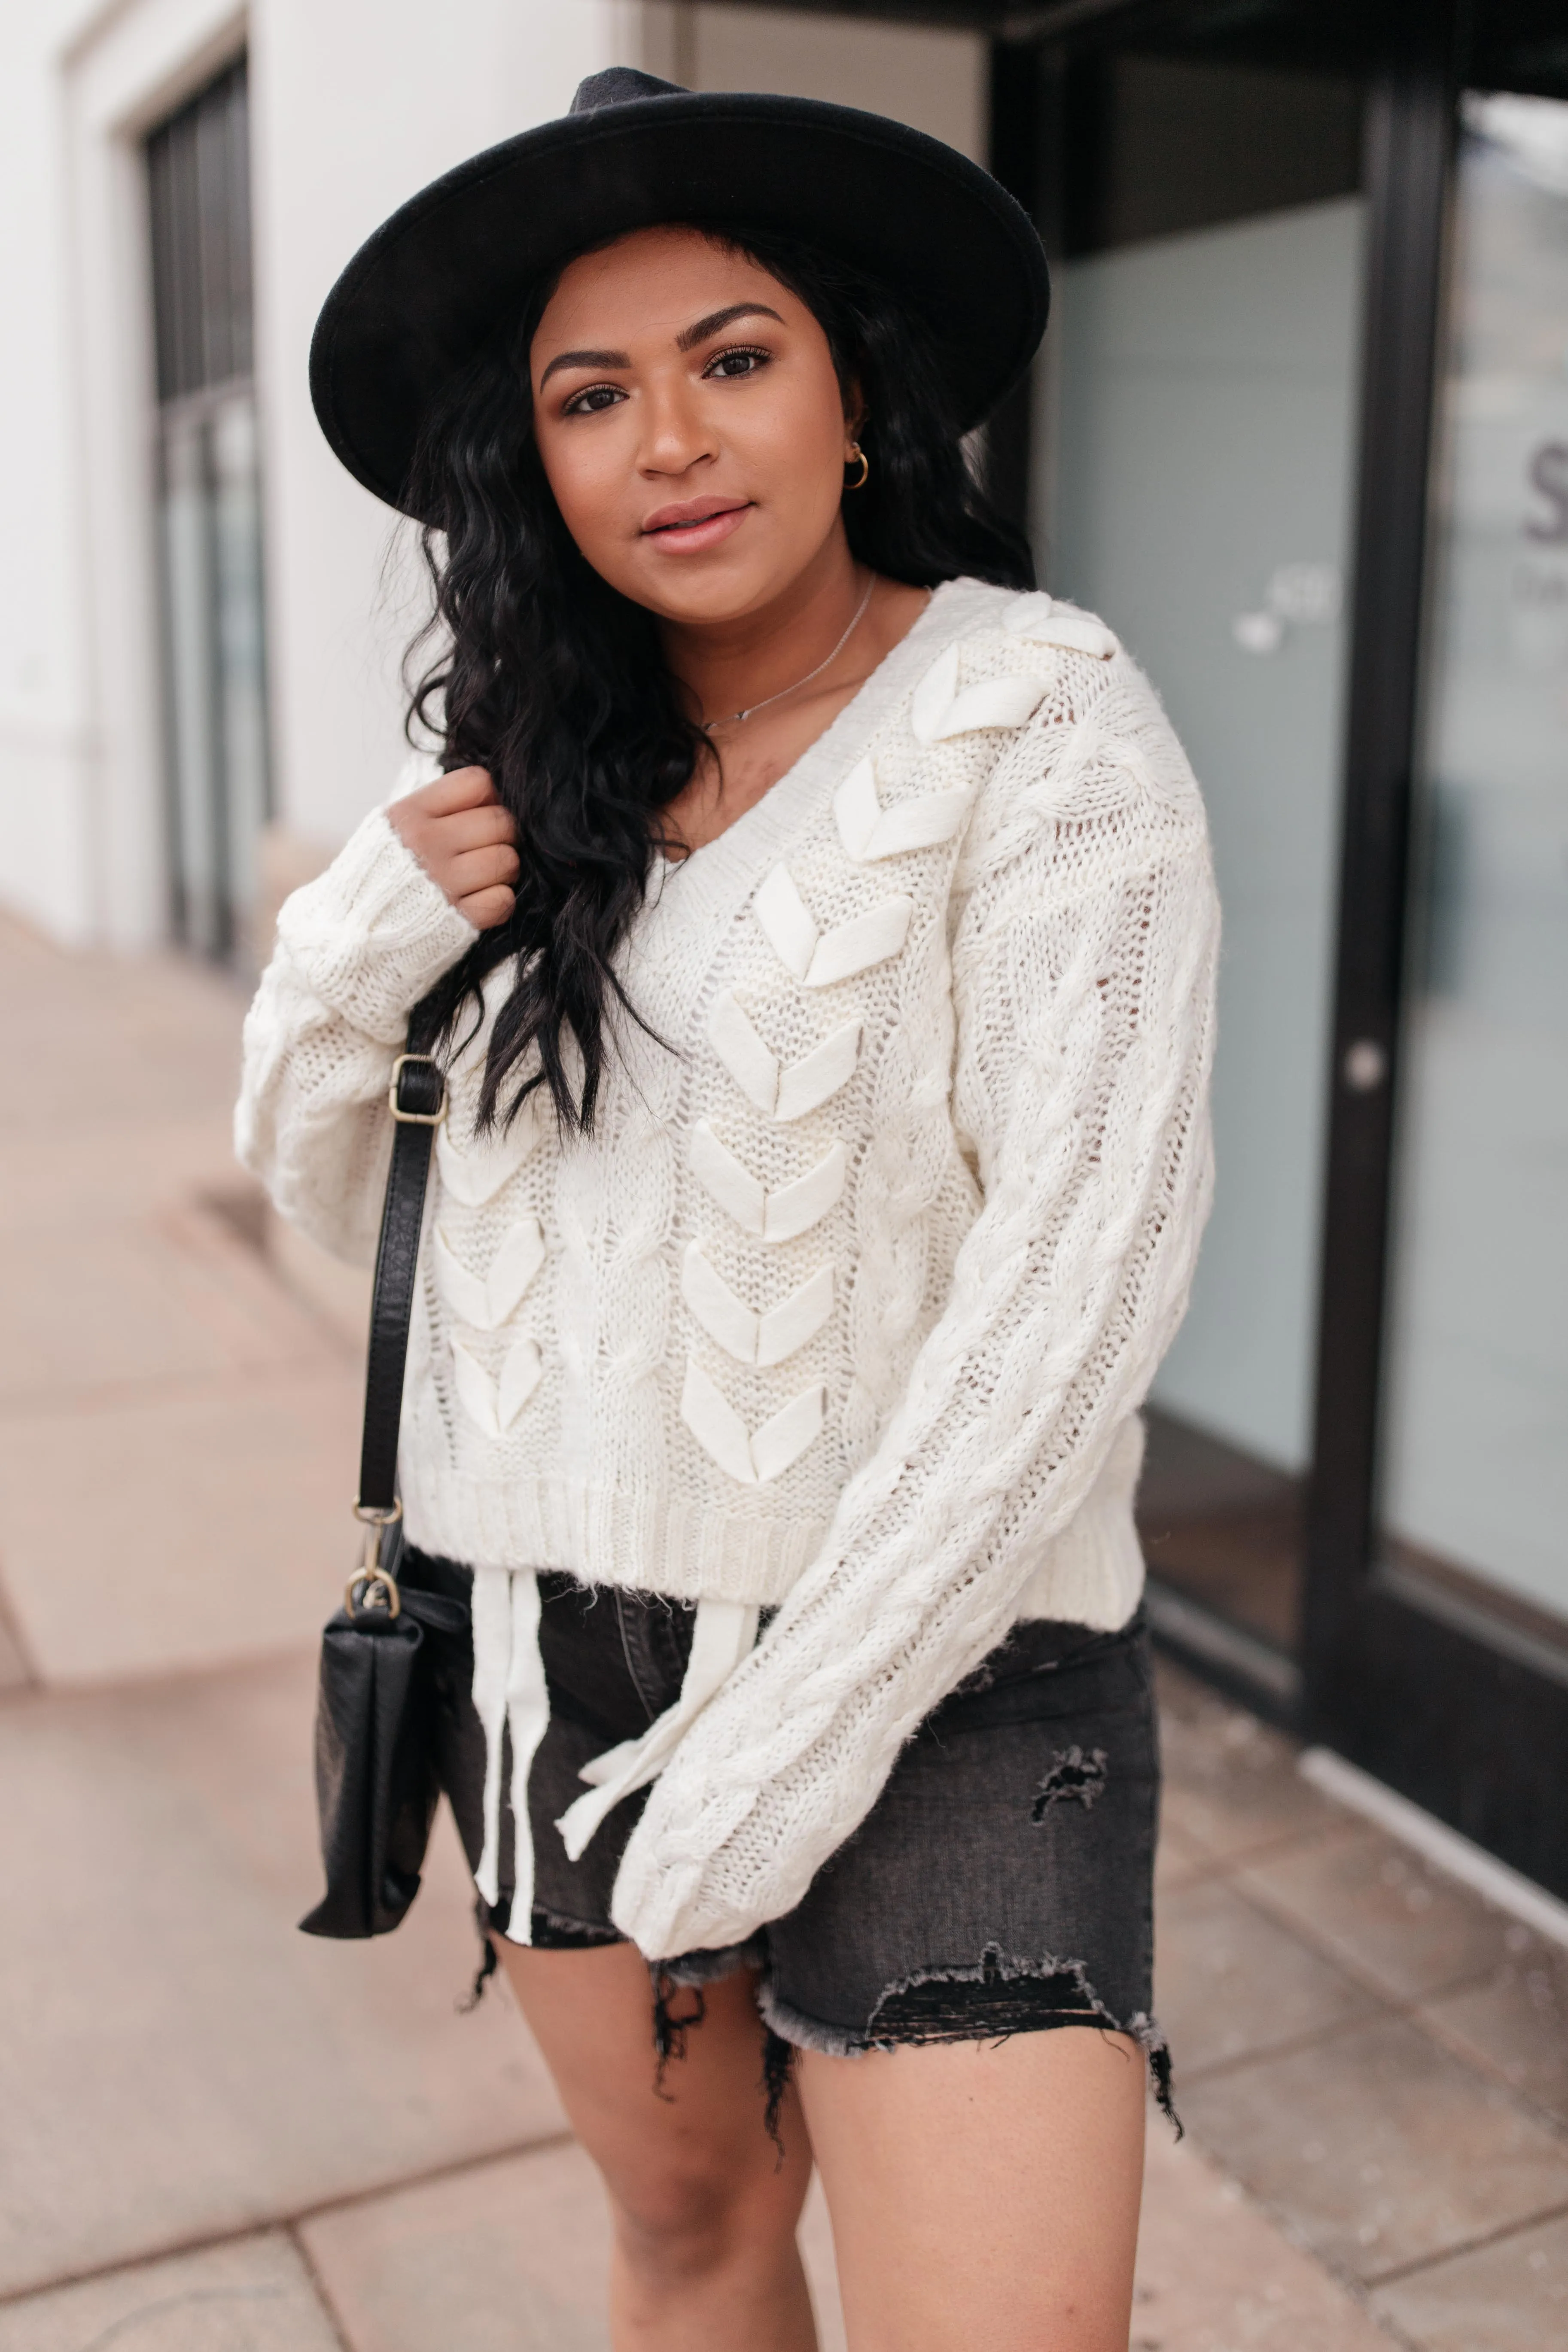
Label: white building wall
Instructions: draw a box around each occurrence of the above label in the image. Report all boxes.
[0,0,984,948]
[0,0,106,943]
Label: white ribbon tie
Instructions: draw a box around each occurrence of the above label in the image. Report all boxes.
[555,1596,761,1862]
[471,1565,550,1944]
[469,1574,762,1938]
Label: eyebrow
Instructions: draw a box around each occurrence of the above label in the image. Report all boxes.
[537,302,786,388]
[539,345,628,386]
[675,301,785,351]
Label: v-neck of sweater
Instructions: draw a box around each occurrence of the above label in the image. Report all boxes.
[636,577,972,946]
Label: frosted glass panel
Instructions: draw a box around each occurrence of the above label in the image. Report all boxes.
[1381,95,1568,1628]
[1047,198,1365,1475]
[158,389,271,962]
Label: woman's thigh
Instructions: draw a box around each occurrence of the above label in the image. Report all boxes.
[496,1939,812,2246]
[799,2024,1146,2352]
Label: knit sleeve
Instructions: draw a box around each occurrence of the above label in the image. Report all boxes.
[609,689,1220,1959]
[234,806,477,1265]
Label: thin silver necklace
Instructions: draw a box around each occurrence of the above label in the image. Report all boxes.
[699,571,875,734]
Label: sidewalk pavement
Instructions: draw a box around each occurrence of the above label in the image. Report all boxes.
[0,909,1563,2350]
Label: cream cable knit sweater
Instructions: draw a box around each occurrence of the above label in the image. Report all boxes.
[237,578,1219,1957]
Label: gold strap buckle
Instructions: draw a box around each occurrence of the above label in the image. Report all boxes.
[388,1053,447,1125]
[347,1498,404,1616]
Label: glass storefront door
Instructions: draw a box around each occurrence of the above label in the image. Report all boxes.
[1039,51,1367,1683]
[1379,91,1568,1646]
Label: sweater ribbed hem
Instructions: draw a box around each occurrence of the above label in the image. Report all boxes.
[399,1464,832,1605]
[1009,1416,1149,1633]
[398,1456,1147,1625]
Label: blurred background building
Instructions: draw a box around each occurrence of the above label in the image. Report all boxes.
[1,0,1564,1902]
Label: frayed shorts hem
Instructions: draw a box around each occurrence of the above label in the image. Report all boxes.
[755,1969,1179,2130]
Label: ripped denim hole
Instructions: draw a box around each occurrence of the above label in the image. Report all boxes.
[650,1967,708,2102]
[1032,1745,1108,1816]
[863,1944,1181,2136]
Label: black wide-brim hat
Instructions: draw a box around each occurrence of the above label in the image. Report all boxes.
[310,67,1050,522]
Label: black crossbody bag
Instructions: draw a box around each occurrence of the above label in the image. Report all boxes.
[298,1029,469,1939]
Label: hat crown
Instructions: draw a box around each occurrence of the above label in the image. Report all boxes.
[569,67,688,116]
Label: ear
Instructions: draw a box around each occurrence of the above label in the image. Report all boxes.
[842,376,867,442]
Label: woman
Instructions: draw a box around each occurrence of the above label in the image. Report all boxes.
[240,67,1218,2352]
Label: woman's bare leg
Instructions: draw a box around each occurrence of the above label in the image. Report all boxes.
[497,1939,816,2352]
[798,2025,1146,2352]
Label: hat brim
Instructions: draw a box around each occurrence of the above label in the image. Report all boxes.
[309,91,1050,521]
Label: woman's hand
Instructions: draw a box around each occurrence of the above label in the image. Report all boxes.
[387,765,519,930]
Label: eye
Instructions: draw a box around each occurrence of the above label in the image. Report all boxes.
[560,382,626,417]
[704,344,772,381]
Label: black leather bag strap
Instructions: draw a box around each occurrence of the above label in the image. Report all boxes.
[356,1029,447,1516]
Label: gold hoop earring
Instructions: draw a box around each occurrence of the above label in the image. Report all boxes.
[844,443,870,492]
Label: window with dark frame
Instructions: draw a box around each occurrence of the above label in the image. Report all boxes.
[146,56,271,966]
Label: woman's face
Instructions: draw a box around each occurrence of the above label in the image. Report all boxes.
[529,225,858,627]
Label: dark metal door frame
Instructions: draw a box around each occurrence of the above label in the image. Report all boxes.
[986,0,1568,1890]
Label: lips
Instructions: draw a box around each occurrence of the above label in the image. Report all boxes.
[641,495,750,537]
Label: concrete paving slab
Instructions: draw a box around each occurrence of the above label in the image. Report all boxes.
[1156,1663,1345,1864]
[0,1364,361,1683]
[1155,1810,1218,1893]
[0,1208,328,1412]
[1180,2014,1568,2284]
[1370,2209,1568,2350]
[0,1114,244,1233]
[1133,2125,1401,2350]
[300,2140,613,2352]
[0,2231,341,2352]
[0,921,247,1132]
[1157,1875,1380,2078]
[1238,1826,1514,2003]
[302,2142,850,2352]
[1418,1927,1568,2130]
[0,1652,565,2297]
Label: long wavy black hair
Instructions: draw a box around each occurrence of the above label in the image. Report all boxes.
[404,222,1033,1139]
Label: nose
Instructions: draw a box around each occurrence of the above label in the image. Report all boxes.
[638,367,716,480]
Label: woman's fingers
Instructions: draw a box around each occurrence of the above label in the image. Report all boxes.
[440,800,518,853]
[423,763,498,812]
[456,882,517,930]
[448,842,521,898]
[387,766,518,916]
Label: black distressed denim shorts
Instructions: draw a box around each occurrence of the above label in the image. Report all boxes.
[403,1545,1172,2119]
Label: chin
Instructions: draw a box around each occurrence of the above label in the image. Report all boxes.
[627,564,781,626]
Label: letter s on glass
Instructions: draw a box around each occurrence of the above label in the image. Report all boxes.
[1525,441,1568,544]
